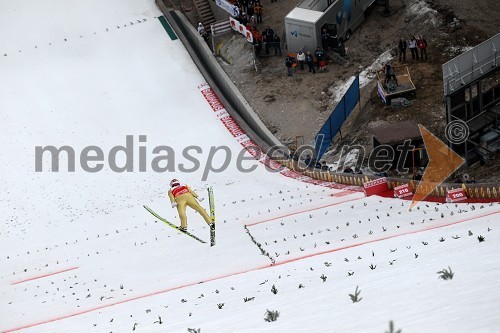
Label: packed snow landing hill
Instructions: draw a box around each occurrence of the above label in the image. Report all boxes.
[1,1,499,332]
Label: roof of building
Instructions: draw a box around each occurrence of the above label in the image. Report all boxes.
[371,121,422,145]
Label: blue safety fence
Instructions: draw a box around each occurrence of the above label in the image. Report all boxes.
[315,76,360,160]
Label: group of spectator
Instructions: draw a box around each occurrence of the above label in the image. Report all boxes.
[252,26,281,57]
[303,155,331,171]
[284,47,327,77]
[398,36,428,62]
[228,1,283,57]
[342,165,363,174]
[231,0,264,26]
[453,173,476,184]
[300,155,367,174]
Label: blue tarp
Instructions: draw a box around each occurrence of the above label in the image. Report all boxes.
[345,76,360,115]
[315,76,360,160]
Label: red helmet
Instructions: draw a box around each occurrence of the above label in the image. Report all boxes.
[170,179,180,187]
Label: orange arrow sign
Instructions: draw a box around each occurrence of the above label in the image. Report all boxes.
[410,125,465,208]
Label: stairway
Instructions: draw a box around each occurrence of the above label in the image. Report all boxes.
[192,0,216,27]
[325,50,348,66]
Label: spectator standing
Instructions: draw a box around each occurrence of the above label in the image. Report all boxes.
[197,22,205,35]
[238,13,248,26]
[197,23,208,42]
[314,47,324,70]
[321,29,330,50]
[253,30,262,55]
[304,154,313,167]
[264,26,274,40]
[285,56,293,77]
[330,32,339,49]
[417,35,428,60]
[246,3,254,21]
[408,36,419,60]
[262,33,269,54]
[263,26,274,54]
[398,38,407,62]
[273,34,282,55]
[296,50,305,70]
[249,15,257,30]
[254,1,263,24]
[306,51,316,74]
[384,61,396,84]
[319,59,326,71]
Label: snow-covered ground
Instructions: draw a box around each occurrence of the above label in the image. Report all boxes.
[1,1,499,332]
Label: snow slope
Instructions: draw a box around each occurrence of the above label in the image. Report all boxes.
[1,1,499,332]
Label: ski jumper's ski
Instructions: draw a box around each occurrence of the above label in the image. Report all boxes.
[143,205,206,243]
[208,187,216,246]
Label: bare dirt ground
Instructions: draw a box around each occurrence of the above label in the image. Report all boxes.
[166,0,500,181]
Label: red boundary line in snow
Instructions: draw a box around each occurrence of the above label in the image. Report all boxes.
[273,209,500,266]
[245,196,363,227]
[10,267,79,286]
[3,209,497,333]
[330,190,355,197]
[1,262,270,333]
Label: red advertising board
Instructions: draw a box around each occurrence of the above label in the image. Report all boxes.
[363,177,389,196]
[394,184,413,198]
[446,188,467,203]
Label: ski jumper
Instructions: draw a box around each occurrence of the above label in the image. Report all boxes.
[168,184,212,229]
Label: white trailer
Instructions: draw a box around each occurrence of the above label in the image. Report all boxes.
[285,0,375,53]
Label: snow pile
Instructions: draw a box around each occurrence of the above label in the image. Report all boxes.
[405,0,440,32]
[327,49,392,106]
[444,45,475,57]
[359,50,393,88]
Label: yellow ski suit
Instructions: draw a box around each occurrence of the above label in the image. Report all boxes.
[168,184,212,229]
